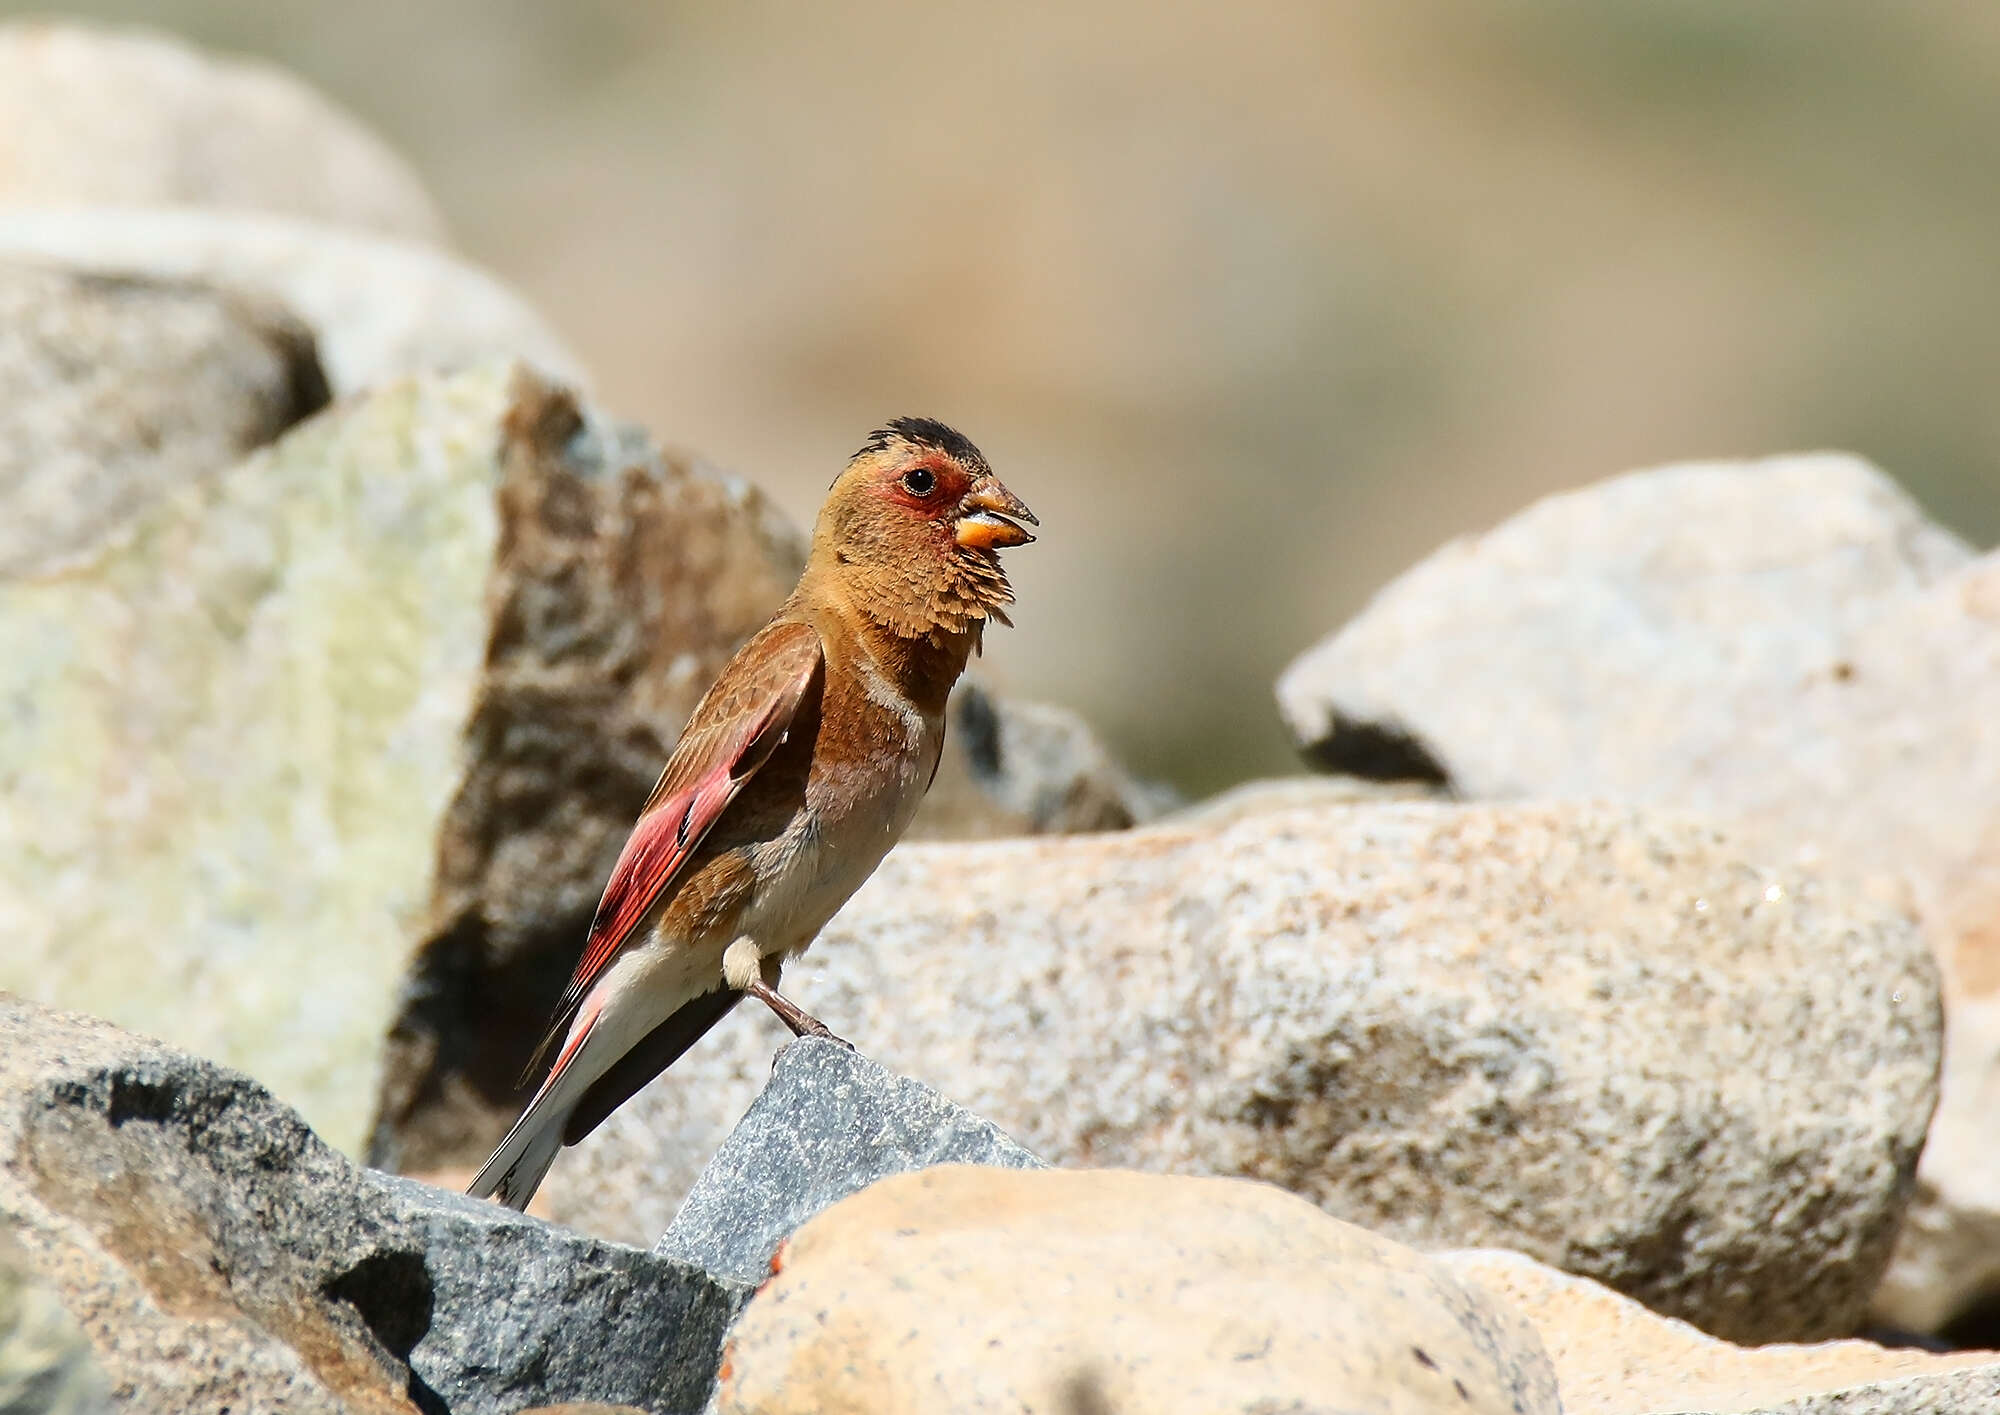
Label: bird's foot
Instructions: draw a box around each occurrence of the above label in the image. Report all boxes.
[796,1017,855,1049]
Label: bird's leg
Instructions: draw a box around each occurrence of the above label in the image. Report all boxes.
[742,954,852,1047]
[728,943,854,1047]
[743,977,851,1045]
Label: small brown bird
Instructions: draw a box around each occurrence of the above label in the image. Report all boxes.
[469,419,1036,1208]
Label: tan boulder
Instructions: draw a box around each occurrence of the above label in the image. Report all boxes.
[1274,453,2000,1336]
[715,1165,1559,1415]
[551,800,1936,1343]
[1446,1249,2000,1415]
[0,19,445,241]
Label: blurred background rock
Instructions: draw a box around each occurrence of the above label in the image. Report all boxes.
[9,1,1996,795]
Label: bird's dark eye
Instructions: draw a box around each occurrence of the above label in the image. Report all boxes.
[901,466,937,497]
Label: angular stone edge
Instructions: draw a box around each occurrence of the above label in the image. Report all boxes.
[364,1173,752,1415]
[656,1038,1047,1287]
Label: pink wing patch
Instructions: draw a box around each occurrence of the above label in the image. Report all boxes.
[545,625,823,1028]
[556,770,736,1016]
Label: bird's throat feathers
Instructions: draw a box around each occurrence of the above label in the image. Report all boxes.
[799,559,993,711]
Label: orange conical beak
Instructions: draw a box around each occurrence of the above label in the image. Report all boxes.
[953,478,1038,550]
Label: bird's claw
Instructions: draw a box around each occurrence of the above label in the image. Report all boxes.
[799,1019,854,1049]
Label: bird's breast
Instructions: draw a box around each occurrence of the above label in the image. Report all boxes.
[739,682,943,954]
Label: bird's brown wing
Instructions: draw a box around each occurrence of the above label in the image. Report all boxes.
[527,620,824,1072]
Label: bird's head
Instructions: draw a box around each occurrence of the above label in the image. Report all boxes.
[810,418,1038,641]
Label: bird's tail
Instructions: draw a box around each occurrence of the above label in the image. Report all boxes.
[467,998,609,1210]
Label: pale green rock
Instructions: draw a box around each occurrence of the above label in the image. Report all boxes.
[0,362,515,1153]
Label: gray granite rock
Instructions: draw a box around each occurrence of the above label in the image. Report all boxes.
[0,995,745,1415]
[362,1174,746,1415]
[657,1038,1045,1286]
[1734,1369,2000,1415]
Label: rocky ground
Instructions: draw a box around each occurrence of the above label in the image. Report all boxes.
[3,18,2000,1415]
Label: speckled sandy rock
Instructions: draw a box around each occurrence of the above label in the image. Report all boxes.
[548,800,1938,1343]
[0,207,585,394]
[0,261,328,577]
[1273,454,2000,1337]
[0,362,521,1152]
[715,1165,1558,1415]
[1445,1249,2000,1415]
[0,20,445,240]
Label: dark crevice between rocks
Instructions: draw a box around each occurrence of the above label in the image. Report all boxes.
[1939,1286,2000,1351]
[321,1249,446,1415]
[1859,1323,1959,1353]
[1297,711,1451,786]
[274,324,333,431]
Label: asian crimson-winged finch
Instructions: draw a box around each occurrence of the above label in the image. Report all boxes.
[468,419,1036,1208]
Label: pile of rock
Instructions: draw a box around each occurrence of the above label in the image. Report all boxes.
[7,1005,1998,1414]
[5,17,2000,1415]
[522,797,1938,1348]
